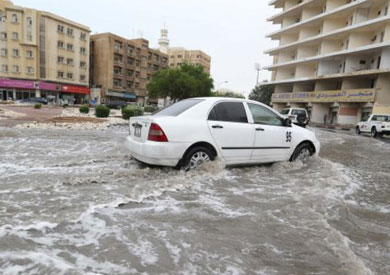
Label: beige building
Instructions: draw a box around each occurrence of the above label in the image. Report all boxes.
[168,47,211,74]
[90,33,168,105]
[263,0,390,125]
[0,0,90,103]
[158,28,211,74]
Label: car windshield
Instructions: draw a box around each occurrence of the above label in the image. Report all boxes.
[280,109,289,115]
[154,99,204,117]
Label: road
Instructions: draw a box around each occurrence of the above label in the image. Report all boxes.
[0,126,389,275]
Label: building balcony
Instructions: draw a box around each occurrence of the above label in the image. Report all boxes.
[264,42,390,70]
[267,0,386,39]
[265,15,390,54]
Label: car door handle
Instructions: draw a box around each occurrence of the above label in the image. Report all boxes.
[212,125,223,129]
[255,127,265,131]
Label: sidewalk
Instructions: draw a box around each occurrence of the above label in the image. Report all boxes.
[309,122,354,131]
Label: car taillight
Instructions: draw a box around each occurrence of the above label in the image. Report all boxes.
[148,123,168,142]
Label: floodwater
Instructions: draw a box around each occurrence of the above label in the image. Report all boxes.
[0,127,389,275]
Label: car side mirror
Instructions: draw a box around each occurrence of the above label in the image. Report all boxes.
[284,118,292,127]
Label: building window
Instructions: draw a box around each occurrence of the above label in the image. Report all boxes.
[114,66,122,75]
[26,34,33,42]
[114,54,123,63]
[58,71,64,78]
[1,48,7,57]
[113,78,122,87]
[26,66,34,74]
[80,33,87,40]
[12,32,19,40]
[80,75,86,82]
[80,61,86,68]
[27,17,33,26]
[80,47,86,55]
[26,50,33,59]
[57,56,64,63]
[12,65,19,73]
[57,41,64,48]
[67,28,74,36]
[0,32,7,40]
[114,41,123,51]
[11,14,18,24]
[178,55,182,58]
[67,58,74,66]
[67,72,73,79]
[12,49,19,57]
[57,25,64,33]
[67,44,74,51]
[1,65,8,73]
[127,81,133,88]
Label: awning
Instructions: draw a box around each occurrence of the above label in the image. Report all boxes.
[106,90,136,99]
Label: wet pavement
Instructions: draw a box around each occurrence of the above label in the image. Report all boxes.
[0,126,389,275]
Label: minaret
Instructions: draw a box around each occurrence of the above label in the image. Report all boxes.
[158,27,169,54]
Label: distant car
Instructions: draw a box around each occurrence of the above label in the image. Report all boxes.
[280,108,310,128]
[106,101,127,109]
[356,114,390,137]
[19,97,48,105]
[125,97,320,170]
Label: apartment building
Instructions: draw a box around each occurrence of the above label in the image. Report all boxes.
[90,33,168,105]
[0,0,90,104]
[158,28,211,74]
[263,0,390,125]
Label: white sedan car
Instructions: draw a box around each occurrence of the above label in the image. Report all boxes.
[125,98,320,170]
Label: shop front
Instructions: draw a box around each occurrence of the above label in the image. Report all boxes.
[104,90,137,104]
[272,89,376,125]
[60,85,90,105]
[0,78,36,101]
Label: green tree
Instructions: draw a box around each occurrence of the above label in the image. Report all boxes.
[212,90,245,99]
[249,84,274,106]
[147,63,214,101]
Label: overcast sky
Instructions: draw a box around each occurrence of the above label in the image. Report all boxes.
[14,0,280,96]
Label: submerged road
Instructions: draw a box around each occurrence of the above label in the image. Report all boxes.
[0,127,389,275]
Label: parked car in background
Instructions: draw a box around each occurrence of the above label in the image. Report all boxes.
[125,98,320,170]
[280,108,310,128]
[19,97,48,105]
[356,114,390,137]
[106,100,127,109]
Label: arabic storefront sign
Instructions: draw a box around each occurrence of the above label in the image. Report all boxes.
[61,85,90,95]
[39,82,58,91]
[272,89,376,103]
[0,78,35,89]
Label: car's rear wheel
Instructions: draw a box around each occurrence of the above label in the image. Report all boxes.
[290,143,314,162]
[182,146,214,171]
[356,126,361,135]
[371,127,378,138]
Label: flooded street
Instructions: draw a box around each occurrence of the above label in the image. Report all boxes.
[0,127,389,275]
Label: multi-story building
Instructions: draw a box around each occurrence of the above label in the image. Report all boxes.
[158,28,211,74]
[90,33,168,105]
[0,0,90,104]
[263,0,390,125]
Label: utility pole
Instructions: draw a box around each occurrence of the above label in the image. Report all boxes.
[254,63,261,86]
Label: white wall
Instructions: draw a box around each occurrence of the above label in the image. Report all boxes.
[317,60,340,75]
[311,103,330,123]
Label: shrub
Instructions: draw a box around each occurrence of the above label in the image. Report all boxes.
[144,106,157,113]
[79,105,90,114]
[122,105,144,120]
[95,105,110,118]
[34,103,42,109]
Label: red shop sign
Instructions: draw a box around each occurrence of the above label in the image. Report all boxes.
[61,85,90,95]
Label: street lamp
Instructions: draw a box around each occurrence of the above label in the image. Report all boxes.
[254,63,261,86]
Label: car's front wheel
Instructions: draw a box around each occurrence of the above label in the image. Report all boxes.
[290,143,314,162]
[182,146,214,171]
[371,127,378,138]
[356,126,361,135]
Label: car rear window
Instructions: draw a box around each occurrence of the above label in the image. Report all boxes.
[292,110,307,116]
[154,99,204,117]
[208,102,248,123]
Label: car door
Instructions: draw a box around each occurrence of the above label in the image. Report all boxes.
[247,103,292,162]
[207,101,255,164]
